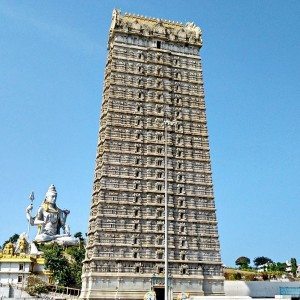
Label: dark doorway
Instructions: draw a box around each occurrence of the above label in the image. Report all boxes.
[154,287,164,300]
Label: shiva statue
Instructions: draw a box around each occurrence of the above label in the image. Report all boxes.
[26,184,78,245]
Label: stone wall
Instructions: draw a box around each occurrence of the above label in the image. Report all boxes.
[225,281,300,298]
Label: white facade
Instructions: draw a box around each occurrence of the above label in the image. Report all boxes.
[0,241,49,287]
[0,258,32,286]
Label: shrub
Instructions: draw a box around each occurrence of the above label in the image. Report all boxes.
[234,272,242,280]
[224,272,230,280]
[25,275,48,296]
[244,273,256,281]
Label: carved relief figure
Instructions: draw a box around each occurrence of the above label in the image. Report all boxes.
[16,233,28,253]
[3,242,14,255]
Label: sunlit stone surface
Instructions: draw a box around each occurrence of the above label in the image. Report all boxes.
[81,10,224,299]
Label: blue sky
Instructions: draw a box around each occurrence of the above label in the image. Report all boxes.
[0,0,299,267]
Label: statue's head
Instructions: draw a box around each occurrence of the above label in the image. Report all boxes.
[45,184,57,205]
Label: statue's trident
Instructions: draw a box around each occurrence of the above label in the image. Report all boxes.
[26,191,35,239]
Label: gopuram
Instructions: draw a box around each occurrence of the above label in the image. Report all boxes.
[81,10,224,299]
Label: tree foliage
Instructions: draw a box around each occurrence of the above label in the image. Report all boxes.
[42,244,85,288]
[235,256,251,269]
[267,262,287,273]
[74,231,85,248]
[253,256,273,267]
[65,246,86,286]
[2,233,20,249]
[44,245,72,286]
[65,245,85,264]
[74,232,83,240]
[291,258,297,277]
[25,275,48,296]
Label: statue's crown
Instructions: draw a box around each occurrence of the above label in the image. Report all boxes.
[46,184,57,197]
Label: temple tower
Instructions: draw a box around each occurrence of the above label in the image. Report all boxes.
[81,10,224,300]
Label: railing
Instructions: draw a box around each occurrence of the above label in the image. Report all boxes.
[47,284,81,298]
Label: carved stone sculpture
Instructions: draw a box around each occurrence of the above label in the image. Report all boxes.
[15,233,28,253]
[26,184,78,245]
[3,242,14,256]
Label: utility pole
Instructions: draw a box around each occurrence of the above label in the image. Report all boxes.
[164,120,174,300]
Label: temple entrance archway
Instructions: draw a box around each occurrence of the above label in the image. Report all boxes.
[154,287,164,300]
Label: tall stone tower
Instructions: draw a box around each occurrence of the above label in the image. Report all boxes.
[81,10,223,300]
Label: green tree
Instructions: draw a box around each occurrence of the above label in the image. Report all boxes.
[2,233,20,249]
[43,244,74,287]
[9,233,20,243]
[291,258,297,277]
[65,246,86,287]
[74,232,83,240]
[65,246,85,264]
[235,256,251,269]
[277,262,288,272]
[267,262,287,273]
[74,232,85,248]
[253,256,273,267]
[233,272,242,280]
[42,244,85,288]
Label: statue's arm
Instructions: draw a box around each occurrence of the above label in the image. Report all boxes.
[60,209,70,225]
[33,207,45,225]
[59,209,70,234]
[26,204,35,225]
